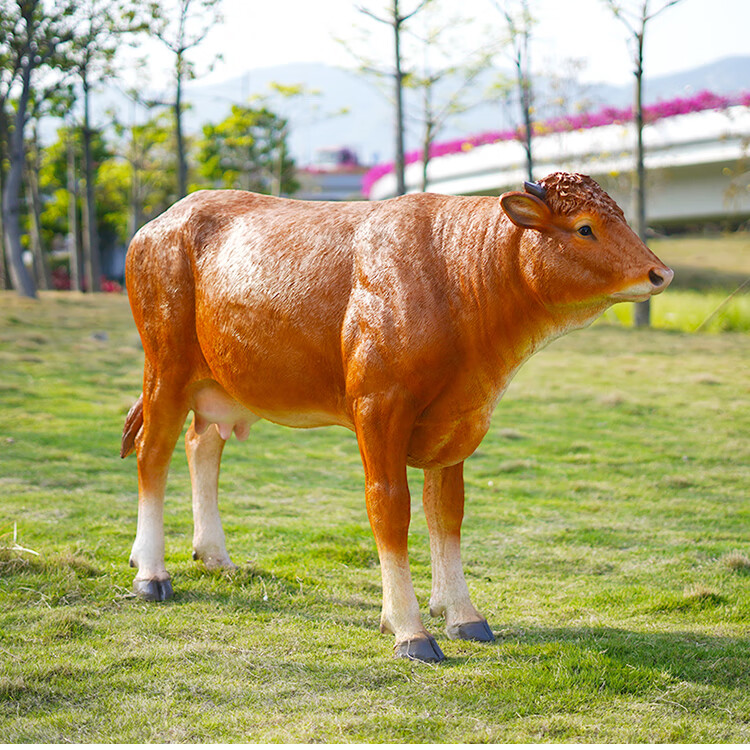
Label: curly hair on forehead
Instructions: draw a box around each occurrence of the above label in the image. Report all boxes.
[537,172,626,222]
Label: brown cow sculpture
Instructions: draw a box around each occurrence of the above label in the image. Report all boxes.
[121,172,673,663]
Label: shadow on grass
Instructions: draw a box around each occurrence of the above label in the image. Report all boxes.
[485,624,750,691]
[150,572,750,693]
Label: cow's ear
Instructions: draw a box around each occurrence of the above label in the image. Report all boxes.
[500,192,552,230]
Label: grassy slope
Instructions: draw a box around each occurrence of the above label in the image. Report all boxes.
[0,292,749,743]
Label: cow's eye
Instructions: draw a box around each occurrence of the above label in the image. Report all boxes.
[577,225,594,238]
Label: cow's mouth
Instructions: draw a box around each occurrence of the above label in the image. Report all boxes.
[611,266,674,302]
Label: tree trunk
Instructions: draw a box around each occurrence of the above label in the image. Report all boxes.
[420,114,433,193]
[2,63,37,299]
[25,155,51,290]
[632,29,650,328]
[0,107,8,291]
[0,172,8,292]
[393,0,406,196]
[128,161,142,242]
[81,74,101,292]
[420,131,430,193]
[0,205,7,291]
[67,131,83,292]
[272,127,287,197]
[175,50,187,199]
[518,25,533,182]
[26,126,51,289]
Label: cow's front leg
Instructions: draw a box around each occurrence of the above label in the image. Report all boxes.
[354,395,445,663]
[130,373,189,601]
[185,419,235,570]
[423,463,494,642]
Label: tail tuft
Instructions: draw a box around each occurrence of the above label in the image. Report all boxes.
[121,393,144,458]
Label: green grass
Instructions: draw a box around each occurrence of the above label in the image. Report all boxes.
[1,289,749,742]
[602,289,750,332]
[600,231,750,332]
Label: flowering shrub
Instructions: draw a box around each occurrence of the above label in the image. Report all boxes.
[101,278,123,293]
[51,266,71,290]
[362,89,749,196]
[49,266,123,293]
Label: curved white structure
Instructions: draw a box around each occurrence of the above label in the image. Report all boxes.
[368,106,750,228]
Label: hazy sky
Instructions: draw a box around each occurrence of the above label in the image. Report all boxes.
[172,0,749,87]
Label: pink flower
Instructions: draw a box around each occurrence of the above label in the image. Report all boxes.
[362,89,748,196]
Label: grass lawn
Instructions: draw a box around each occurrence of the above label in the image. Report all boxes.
[1,288,749,743]
[601,231,750,332]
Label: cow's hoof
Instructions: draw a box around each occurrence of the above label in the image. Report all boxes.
[394,635,445,663]
[192,550,237,571]
[449,619,495,642]
[134,578,173,602]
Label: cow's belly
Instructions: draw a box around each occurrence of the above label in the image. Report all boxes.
[190,376,491,467]
[194,297,351,429]
[190,380,353,440]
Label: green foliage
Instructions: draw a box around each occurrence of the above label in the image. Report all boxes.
[194,103,297,195]
[112,108,180,222]
[0,292,748,742]
[38,125,128,246]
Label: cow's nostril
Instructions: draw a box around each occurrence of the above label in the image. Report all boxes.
[649,269,664,286]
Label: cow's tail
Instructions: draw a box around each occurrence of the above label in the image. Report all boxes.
[120,393,144,458]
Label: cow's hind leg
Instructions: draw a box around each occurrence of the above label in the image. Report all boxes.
[423,463,494,642]
[186,419,235,570]
[354,394,445,663]
[129,368,190,601]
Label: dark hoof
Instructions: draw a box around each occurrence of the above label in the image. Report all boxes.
[394,635,445,663]
[134,578,173,602]
[450,619,495,642]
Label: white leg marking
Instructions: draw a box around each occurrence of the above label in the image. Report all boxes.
[378,550,427,641]
[186,417,257,570]
[130,497,169,581]
[429,533,484,635]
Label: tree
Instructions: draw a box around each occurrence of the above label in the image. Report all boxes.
[0,0,76,298]
[150,0,223,199]
[406,6,494,191]
[40,118,161,279]
[194,103,296,196]
[25,123,52,289]
[65,124,83,290]
[491,0,535,182]
[603,0,683,327]
[0,21,11,291]
[354,0,431,196]
[66,0,146,292]
[111,101,180,239]
[22,81,75,290]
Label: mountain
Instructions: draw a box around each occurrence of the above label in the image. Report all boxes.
[89,56,750,169]
[584,55,750,109]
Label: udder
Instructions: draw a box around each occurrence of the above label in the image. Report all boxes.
[191,381,260,441]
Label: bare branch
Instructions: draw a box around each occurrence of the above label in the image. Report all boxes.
[356,5,391,26]
[400,0,432,23]
[644,0,683,23]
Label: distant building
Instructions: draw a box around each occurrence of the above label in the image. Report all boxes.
[296,146,368,201]
[366,93,750,231]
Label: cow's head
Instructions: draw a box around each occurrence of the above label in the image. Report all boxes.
[500,172,673,313]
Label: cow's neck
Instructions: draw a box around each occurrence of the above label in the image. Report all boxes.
[452,217,605,384]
